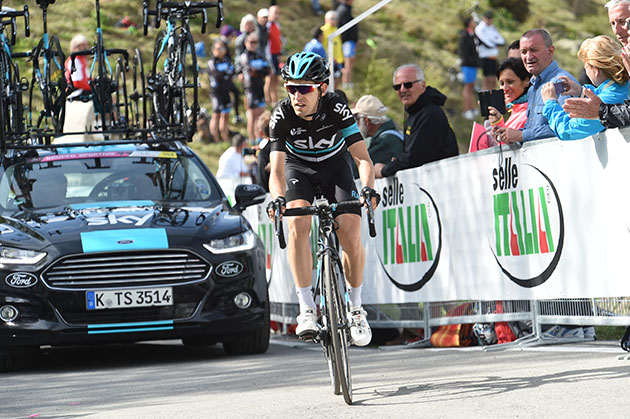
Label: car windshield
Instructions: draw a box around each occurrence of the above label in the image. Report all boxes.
[0,149,222,210]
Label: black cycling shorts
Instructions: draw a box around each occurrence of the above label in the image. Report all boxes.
[285,157,361,216]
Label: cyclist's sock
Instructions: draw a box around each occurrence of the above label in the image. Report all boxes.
[296,286,316,313]
[348,284,363,309]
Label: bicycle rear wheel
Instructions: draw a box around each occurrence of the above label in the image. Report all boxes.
[175,30,198,139]
[46,35,67,132]
[113,58,129,129]
[129,48,147,133]
[323,249,352,405]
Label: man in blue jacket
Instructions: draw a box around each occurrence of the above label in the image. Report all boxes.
[495,29,577,144]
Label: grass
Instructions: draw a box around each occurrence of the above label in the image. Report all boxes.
[14,0,614,164]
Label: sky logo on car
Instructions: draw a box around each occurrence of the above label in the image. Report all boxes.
[80,228,169,253]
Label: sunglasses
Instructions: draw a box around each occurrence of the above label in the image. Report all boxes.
[392,79,421,91]
[285,83,320,95]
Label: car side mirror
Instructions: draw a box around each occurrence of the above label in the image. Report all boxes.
[234,184,266,212]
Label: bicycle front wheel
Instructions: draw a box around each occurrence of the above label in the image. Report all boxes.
[323,250,352,405]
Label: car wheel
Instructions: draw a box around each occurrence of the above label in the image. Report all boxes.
[0,346,38,372]
[222,305,270,356]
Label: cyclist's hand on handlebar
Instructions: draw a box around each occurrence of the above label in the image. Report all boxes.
[360,186,380,210]
[266,196,286,220]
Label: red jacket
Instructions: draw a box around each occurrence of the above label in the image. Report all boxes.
[65,55,91,92]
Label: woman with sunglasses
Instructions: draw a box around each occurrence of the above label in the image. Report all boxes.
[267,51,379,346]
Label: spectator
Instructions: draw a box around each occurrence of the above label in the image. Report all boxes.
[65,34,91,99]
[561,1,630,126]
[235,14,256,58]
[255,8,269,56]
[321,11,344,85]
[507,39,520,59]
[336,0,357,89]
[486,58,531,131]
[475,11,505,90]
[374,64,459,178]
[458,16,480,120]
[351,95,403,179]
[304,27,327,58]
[193,107,212,142]
[479,58,530,150]
[208,39,236,142]
[219,24,239,61]
[495,29,577,144]
[541,35,629,141]
[256,111,272,192]
[219,25,243,125]
[236,32,270,142]
[216,134,250,179]
[265,5,283,106]
[311,0,324,15]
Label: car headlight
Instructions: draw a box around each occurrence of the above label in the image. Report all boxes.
[203,230,256,254]
[0,246,47,265]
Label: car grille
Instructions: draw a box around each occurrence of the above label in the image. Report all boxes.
[43,250,211,290]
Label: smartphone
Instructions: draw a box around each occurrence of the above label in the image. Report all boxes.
[478,89,506,117]
[553,80,566,96]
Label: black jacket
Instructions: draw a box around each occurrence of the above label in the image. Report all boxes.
[381,86,459,177]
[600,101,630,129]
[458,29,480,67]
[336,3,358,43]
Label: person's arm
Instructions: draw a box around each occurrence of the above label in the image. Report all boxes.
[348,141,374,190]
[543,99,604,141]
[268,150,286,200]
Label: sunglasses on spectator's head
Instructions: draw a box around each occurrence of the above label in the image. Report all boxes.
[392,79,421,91]
[285,83,320,95]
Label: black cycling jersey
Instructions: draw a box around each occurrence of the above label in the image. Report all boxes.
[269,91,363,164]
[208,56,235,96]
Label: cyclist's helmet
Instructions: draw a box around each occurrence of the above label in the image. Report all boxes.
[281,51,330,84]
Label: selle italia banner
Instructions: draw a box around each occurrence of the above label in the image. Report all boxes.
[223,128,630,304]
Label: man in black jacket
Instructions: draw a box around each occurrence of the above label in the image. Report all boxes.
[374,64,459,178]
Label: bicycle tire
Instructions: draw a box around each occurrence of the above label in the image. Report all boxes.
[46,34,66,132]
[9,61,25,138]
[130,48,147,132]
[113,57,129,129]
[149,29,170,129]
[319,273,340,395]
[323,247,352,404]
[175,30,198,139]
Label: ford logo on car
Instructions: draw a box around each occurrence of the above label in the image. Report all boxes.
[5,272,38,288]
[216,261,244,277]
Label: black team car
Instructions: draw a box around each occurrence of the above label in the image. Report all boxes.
[0,140,269,371]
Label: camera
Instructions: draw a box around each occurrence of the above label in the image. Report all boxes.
[553,80,566,96]
[242,147,257,156]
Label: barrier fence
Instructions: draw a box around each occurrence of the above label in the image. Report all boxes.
[220,127,630,348]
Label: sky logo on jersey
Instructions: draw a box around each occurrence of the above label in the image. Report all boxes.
[491,158,564,288]
[377,178,442,292]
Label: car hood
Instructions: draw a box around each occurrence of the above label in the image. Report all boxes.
[0,200,249,254]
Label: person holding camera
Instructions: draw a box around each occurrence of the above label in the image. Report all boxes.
[487,58,530,131]
[540,35,629,141]
[494,29,577,145]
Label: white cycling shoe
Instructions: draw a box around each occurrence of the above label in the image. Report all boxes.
[348,307,372,346]
[296,308,318,338]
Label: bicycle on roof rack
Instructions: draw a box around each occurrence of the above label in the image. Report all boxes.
[142,0,224,140]
[0,2,30,145]
[11,0,67,134]
[68,0,131,137]
[271,193,377,405]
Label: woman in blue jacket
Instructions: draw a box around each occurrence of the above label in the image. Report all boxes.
[541,35,629,141]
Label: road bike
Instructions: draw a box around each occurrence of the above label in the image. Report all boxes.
[0,3,29,145]
[17,0,66,134]
[143,0,223,139]
[68,0,130,135]
[272,193,377,405]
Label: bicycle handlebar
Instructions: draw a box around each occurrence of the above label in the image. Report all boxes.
[273,199,377,250]
[143,0,223,34]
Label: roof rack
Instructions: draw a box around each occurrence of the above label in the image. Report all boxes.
[1,127,191,152]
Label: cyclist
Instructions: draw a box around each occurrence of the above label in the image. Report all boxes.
[267,51,379,346]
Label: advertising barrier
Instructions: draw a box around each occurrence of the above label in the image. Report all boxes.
[220,127,630,306]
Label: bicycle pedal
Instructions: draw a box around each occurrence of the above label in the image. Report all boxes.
[297,330,318,342]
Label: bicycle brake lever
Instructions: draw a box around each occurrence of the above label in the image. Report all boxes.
[23,5,29,37]
[201,9,207,34]
[215,0,223,28]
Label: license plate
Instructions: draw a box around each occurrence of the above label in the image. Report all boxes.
[86,288,173,310]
